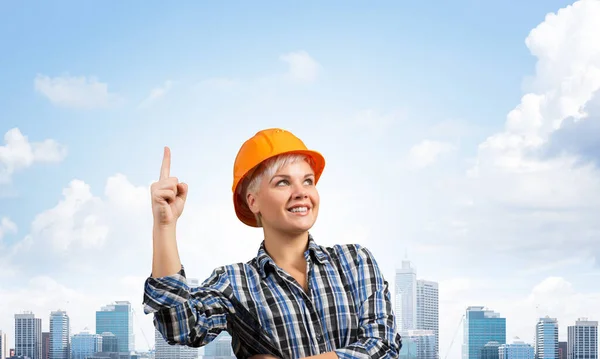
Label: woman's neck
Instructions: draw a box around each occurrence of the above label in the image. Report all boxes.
[263,229,309,269]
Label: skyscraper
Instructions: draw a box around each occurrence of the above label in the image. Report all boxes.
[462,306,506,359]
[559,342,567,359]
[96,301,134,353]
[536,317,559,359]
[481,341,501,359]
[42,332,50,359]
[567,318,598,359]
[71,329,103,359]
[417,279,439,359]
[50,310,70,359]
[395,260,417,331]
[15,312,42,359]
[398,330,436,359]
[203,332,235,359]
[499,338,535,359]
[100,333,118,353]
[0,330,8,359]
[154,328,199,359]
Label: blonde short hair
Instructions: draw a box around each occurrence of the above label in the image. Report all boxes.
[242,153,315,227]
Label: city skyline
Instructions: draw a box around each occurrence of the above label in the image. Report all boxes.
[2,304,596,359]
[2,1,600,359]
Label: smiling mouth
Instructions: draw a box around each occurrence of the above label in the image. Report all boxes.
[288,206,309,213]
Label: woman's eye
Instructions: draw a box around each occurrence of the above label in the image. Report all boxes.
[276,180,289,186]
[304,178,314,185]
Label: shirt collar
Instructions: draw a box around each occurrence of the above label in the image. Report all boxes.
[256,233,329,279]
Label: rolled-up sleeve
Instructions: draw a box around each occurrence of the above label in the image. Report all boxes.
[143,265,235,347]
[334,245,402,359]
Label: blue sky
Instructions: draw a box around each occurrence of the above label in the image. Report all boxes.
[1,1,599,358]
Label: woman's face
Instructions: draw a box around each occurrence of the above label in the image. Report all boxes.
[247,159,320,235]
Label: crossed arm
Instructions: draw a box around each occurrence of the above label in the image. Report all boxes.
[253,245,402,359]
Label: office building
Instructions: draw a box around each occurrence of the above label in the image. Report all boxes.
[0,330,8,359]
[49,310,70,359]
[203,332,235,359]
[42,332,50,359]
[395,260,417,331]
[567,318,597,359]
[536,317,559,359]
[499,339,535,359]
[481,341,501,359]
[71,330,103,359]
[15,312,42,359]
[399,330,436,359]
[154,328,198,359]
[96,301,134,353]
[462,306,506,359]
[559,342,567,359]
[417,279,439,358]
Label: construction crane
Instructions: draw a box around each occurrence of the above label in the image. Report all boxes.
[443,314,465,359]
[132,307,154,351]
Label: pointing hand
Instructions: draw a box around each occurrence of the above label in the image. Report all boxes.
[150,146,188,227]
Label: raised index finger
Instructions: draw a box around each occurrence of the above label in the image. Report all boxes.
[160,146,171,180]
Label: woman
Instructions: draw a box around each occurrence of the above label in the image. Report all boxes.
[143,128,402,359]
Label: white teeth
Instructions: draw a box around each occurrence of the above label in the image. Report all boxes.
[290,207,308,213]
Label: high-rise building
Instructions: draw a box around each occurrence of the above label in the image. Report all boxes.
[71,329,102,359]
[559,342,567,359]
[0,330,8,359]
[417,279,439,359]
[154,328,199,359]
[536,317,559,359]
[398,330,436,359]
[100,332,118,353]
[482,341,501,359]
[567,318,597,359]
[96,301,134,353]
[203,332,235,359]
[15,312,42,359]
[395,260,417,331]
[499,338,535,359]
[42,332,50,359]
[49,310,70,359]
[462,306,506,359]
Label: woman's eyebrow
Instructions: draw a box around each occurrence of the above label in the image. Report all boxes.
[269,173,315,182]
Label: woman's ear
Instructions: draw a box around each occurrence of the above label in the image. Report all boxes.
[246,192,260,215]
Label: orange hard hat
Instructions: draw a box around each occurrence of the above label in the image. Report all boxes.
[232,128,326,227]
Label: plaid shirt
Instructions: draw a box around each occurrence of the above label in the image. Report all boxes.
[143,234,402,359]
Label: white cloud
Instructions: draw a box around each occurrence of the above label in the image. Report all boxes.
[34,74,120,109]
[471,0,600,178]
[419,0,600,261]
[138,80,174,109]
[0,128,67,184]
[0,217,17,241]
[408,140,455,168]
[280,50,321,83]
[30,179,109,253]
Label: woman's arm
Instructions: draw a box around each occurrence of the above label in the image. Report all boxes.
[331,244,402,359]
[143,265,235,347]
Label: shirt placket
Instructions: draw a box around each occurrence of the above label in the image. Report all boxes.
[305,261,328,355]
[275,258,329,356]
